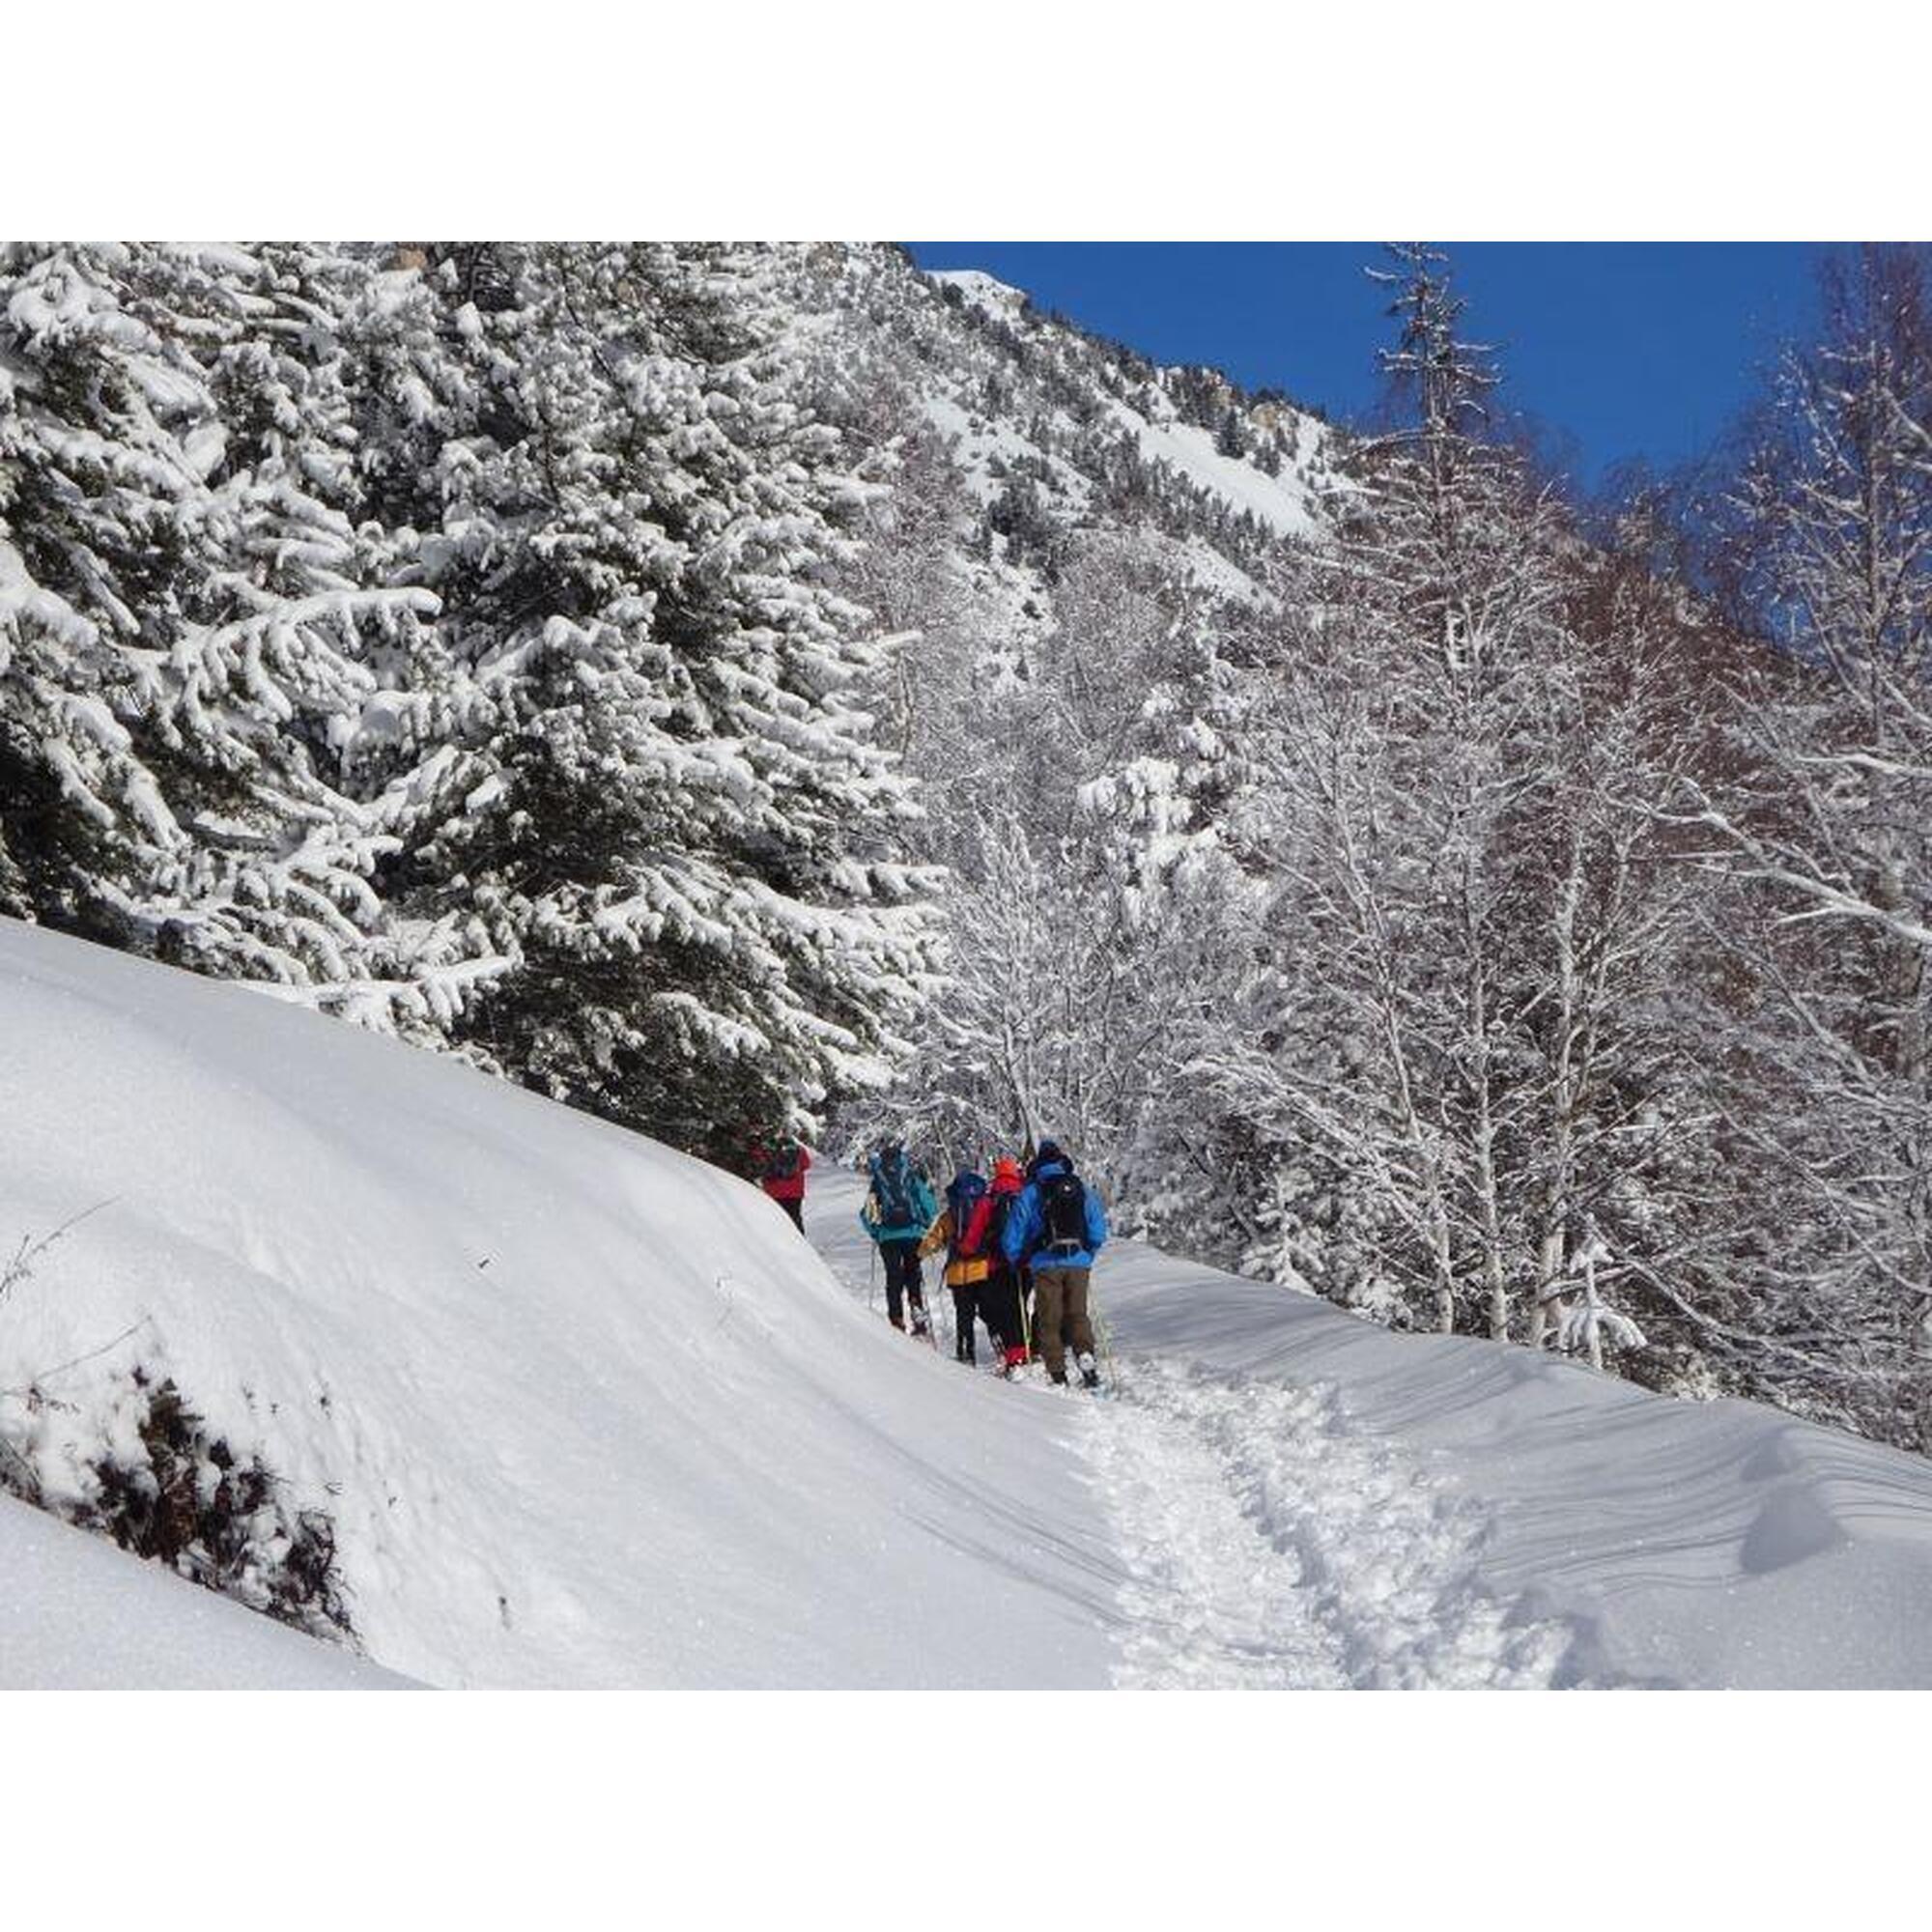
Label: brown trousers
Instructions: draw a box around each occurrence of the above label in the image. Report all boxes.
[1030,1265,1094,1377]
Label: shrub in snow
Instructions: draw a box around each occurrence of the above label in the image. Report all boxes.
[82,1371,348,1636]
[2,1367,349,1640]
[3,1235,349,1645]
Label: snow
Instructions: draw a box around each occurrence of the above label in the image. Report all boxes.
[810,1166,1932,1689]
[1085,1234,1932,1689]
[0,1491,406,1689]
[10,913,1932,1689]
[926,269,1031,317]
[917,391,1093,511]
[1109,397,1322,538]
[0,918,1118,1688]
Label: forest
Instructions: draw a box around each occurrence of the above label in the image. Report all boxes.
[5,239,1931,1452]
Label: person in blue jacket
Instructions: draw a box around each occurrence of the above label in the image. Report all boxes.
[1002,1139,1108,1386]
[860,1139,938,1336]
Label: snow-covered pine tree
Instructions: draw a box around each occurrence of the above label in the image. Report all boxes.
[160,242,501,1029]
[1,242,230,944]
[374,244,936,1156]
[0,242,497,1027]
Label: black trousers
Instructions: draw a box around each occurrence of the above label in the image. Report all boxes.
[979,1265,1027,1358]
[774,1195,804,1233]
[950,1282,980,1360]
[881,1239,925,1326]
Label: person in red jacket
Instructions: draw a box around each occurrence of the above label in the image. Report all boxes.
[748,1135,810,1233]
[978,1156,1031,1377]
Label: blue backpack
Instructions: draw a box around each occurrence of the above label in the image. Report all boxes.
[946,1171,989,1256]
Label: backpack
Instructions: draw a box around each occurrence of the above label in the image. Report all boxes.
[873,1155,918,1229]
[978,1191,1014,1266]
[949,1174,990,1257]
[1040,1171,1088,1255]
[765,1143,801,1182]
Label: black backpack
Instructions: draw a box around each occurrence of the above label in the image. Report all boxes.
[766,1143,801,1182]
[980,1191,1014,1265]
[1039,1171,1088,1255]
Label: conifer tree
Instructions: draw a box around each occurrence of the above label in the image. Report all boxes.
[0,242,491,1025]
[374,244,936,1152]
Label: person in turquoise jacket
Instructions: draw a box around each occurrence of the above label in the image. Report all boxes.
[860,1140,938,1336]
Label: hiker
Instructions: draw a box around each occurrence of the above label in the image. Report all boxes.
[1001,1139,1108,1387]
[860,1140,938,1337]
[979,1155,1031,1377]
[748,1132,810,1233]
[920,1168,995,1364]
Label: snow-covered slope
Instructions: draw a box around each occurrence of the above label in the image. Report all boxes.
[0,918,1117,1688]
[11,914,1932,1690]
[1090,1241,1932,1689]
[0,1491,407,1689]
[784,244,1343,607]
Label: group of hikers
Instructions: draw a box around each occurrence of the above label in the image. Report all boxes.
[748,1133,1109,1390]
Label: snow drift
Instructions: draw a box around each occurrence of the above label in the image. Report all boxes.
[0,917,1117,1688]
[0,1491,404,1689]
[1089,1240,1932,1689]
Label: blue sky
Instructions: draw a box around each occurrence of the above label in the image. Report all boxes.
[904,243,1830,491]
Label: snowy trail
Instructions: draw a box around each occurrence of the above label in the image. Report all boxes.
[1067,1368,1347,1689]
[810,1169,1572,1690]
[1076,1361,1572,1689]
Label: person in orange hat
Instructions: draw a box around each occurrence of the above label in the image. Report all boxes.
[979,1156,1032,1377]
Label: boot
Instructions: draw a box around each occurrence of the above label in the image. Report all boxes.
[1077,1350,1100,1390]
[910,1303,931,1338]
[1049,1367,1068,1386]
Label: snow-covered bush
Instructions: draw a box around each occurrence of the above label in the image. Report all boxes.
[2,1212,348,1639]
[1,1364,349,1640]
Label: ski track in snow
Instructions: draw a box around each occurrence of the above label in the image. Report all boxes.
[1077,1361,1576,1690]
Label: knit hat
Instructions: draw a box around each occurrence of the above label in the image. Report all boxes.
[991,1156,1023,1188]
